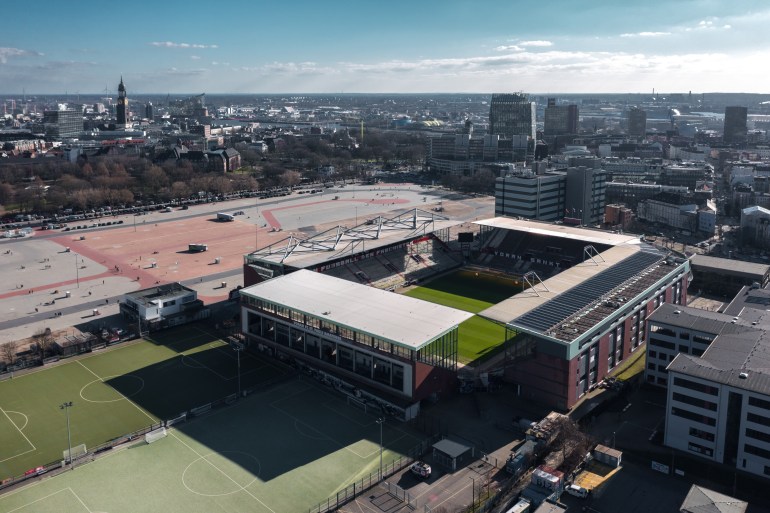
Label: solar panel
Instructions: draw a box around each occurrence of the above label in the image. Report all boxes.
[514,251,664,333]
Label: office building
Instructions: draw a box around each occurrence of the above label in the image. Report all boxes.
[627,107,647,138]
[145,102,154,120]
[544,98,578,136]
[495,168,566,220]
[116,76,129,128]
[724,106,748,144]
[43,109,82,140]
[565,166,607,226]
[489,93,536,141]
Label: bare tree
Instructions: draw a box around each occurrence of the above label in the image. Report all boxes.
[1,341,18,366]
[33,327,56,359]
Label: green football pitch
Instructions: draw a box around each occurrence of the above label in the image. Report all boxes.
[0,379,424,513]
[405,269,516,364]
[0,325,426,512]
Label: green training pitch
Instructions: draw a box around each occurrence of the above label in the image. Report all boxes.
[405,269,515,364]
[0,379,427,513]
[0,324,289,479]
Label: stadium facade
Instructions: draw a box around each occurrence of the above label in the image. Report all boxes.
[475,218,691,410]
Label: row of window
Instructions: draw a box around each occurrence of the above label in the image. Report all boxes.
[747,411,770,428]
[749,395,770,411]
[671,406,716,426]
[673,377,719,396]
[746,427,770,444]
[673,392,718,412]
[689,427,715,442]
[745,444,770,460]
[688,441,714,457]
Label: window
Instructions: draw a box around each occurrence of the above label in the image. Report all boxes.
[745,444,770,459]
[647,363,656,371]
[649,337,675,350]
[673,392,718,411]
[373,357,391,385]
[746,428,770,444]
[671,407,716,426]
[747,412,770,427]
[338,347,354,372]
[679,332,690,340]
[749,396,770,411]
[678,345,689,353]
[354,351,372,378]
[649,350,657,358]
[673,377,719,396]
[689,427,715,442]
[392,364,404,390]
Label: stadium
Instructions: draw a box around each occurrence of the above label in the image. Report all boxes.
[239,210,692,413]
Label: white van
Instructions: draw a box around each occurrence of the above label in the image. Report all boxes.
[566,484,589,498]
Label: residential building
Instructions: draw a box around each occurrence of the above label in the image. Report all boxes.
[740,206,770,248]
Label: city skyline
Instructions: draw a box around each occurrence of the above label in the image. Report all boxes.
[1,0,769,95]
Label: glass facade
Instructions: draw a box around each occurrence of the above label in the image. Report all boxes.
[242,296,459,395]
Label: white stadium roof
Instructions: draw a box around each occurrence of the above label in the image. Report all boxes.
[474,217,640,247]
[241,270,474,350]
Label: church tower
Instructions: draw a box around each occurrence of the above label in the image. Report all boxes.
[116,76,129,128]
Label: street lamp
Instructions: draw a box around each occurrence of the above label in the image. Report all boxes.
[469,476,476,512]
[60,401,73,467]
[376,417,384,479]
[612,431,616,449]
[74,253,79,288]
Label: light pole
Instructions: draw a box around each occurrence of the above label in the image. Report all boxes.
[612,431,616,449]
[376,417,384,479]
[469,476,476,512]
[74,253,79,288]
[355,206,358,226]
[60,401,73,467]
[233,340,244,398]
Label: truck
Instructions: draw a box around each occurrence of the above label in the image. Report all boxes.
[506,439,539,475]
[188,243,208,252]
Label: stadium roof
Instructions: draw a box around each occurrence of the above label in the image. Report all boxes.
[473,217,640,247]
[240,270,474,350]
[245,208,461,269]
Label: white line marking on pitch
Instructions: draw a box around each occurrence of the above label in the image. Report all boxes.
[170,432,277,513]
[5,411,29,431]
[68,487,93,513]
[76,361,157,424]
[3,488,69,513]
[0,406,35,452]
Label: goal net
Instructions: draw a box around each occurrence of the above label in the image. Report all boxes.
[145,427,168,444]
[63,443,87,461]
[346,395,367,414]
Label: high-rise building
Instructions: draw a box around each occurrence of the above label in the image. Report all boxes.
[43,109,83,140]
[489,93,536,141]
[116,77,129,128]
[495,168,566,220]
[723,106,748,144]
[627,107,647,137]
[566,166,607,225]
[544,98,579,136]
[145,102,154,120]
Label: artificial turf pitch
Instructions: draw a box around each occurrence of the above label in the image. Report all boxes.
[405,269,516,364]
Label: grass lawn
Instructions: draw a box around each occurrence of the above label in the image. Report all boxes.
[405,269,515,364]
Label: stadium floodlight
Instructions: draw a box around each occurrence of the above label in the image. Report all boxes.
[60,401,74,468]
[376,417,384,479]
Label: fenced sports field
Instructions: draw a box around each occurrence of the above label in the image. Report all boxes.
[0,324,429,512]
[404,269,516,364]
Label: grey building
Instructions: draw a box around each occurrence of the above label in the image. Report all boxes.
[544,98,578,136]
[495,169,566,220]
[627,107,647,138]
[724,106,748,144]
[565,166,607,225]
[489,93,536,141]
[43,110,83,140]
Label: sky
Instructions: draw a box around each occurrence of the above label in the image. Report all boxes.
[1,0,769,95]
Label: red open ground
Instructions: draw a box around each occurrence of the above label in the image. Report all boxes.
[46,217,288,296]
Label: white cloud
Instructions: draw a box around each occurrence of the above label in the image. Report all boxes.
[495,45,523,52]
[0,47,43,64]
[150,41,218,49]
[620,31,671,38]
[519,40,552,47]
[191,55,200,60]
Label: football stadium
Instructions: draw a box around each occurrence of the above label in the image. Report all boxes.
[240,210,691,414]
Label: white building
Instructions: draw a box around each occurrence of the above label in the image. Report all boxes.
[119,282,209,330]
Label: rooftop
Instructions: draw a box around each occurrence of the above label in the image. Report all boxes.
[124,282,195,306]
[690,254,770,278]
[680,485,748,513]
[240,270,473,350]
[245,208,461,270]
[474,217,641,247]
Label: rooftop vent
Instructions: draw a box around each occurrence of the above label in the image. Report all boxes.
[739,372,749,379]
[674,310,682,315]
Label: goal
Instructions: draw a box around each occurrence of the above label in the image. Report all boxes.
[346,395,368,414]
[63,443,87,462]
[144,427,168,444]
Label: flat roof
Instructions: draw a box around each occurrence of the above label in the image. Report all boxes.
[648,303,755,335]
[690,254,770,277]
[240,270,474,350]
[473,217,641,247]
[481,244,675,340]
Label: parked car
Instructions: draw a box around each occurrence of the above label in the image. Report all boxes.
[410,461,431,478]
[566,484,589,498]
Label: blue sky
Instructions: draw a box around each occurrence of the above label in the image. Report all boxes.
[1,0,769,94]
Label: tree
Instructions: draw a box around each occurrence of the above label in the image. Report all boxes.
[34,327,56,359]
[0,341,17,366]
[279,170,301,188]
